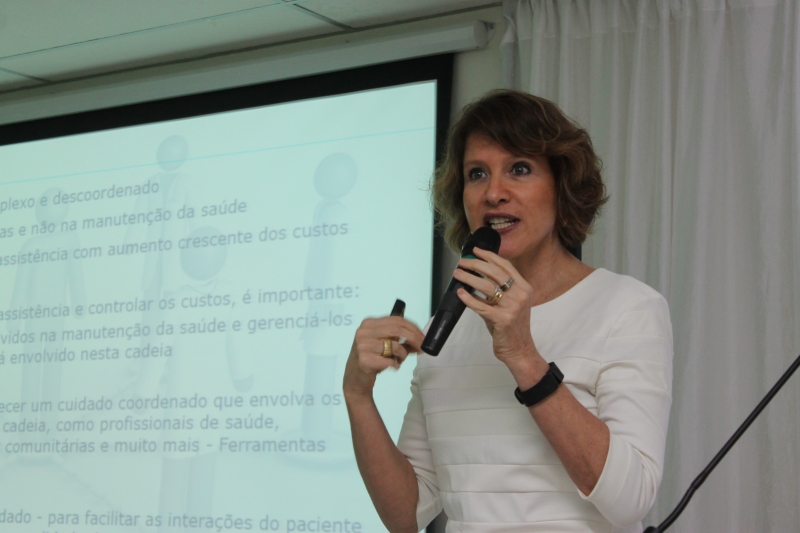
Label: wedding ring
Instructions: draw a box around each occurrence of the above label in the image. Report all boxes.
[381,338,393,358]
[486,286,504,306]
[499,277,515,292]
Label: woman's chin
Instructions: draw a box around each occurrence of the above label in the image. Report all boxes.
[498,245,521,262]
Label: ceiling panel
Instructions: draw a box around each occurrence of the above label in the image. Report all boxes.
[0,68,43,91]
[299,0,498,28]
[0,6,337,81]
[0,0,288,58]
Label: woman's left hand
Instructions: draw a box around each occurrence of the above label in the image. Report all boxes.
[452,247,539,367]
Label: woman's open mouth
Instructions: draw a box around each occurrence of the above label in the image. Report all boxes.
[486,216,519,232]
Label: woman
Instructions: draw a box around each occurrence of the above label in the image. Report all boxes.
[343,90,673,533]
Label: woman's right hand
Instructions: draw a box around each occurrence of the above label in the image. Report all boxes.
[343,316,425,401]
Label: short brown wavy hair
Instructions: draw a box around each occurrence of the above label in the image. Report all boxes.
[433,90,607,252]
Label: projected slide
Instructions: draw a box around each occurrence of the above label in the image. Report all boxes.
[0,82,435,532]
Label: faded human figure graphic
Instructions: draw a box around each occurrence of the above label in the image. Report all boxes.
[147,226,253,532]
[300,153,356,452]
[8,188,86,441]
[128,135,197,391]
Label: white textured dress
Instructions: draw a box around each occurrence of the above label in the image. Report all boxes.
[397,269,673,533]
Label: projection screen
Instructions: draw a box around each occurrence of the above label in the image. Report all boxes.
[0,57,450,533]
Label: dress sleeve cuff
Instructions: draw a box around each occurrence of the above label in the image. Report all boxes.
[416,498,442,533]
[579,432,629,521]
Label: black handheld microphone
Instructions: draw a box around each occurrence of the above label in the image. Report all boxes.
[422,226,501,355]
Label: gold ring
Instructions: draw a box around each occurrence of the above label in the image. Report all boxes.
[486,286,504,306]
[499,277,515,292]
[381,339,393,358]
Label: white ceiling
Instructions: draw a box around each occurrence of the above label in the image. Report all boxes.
[0,0,500,94]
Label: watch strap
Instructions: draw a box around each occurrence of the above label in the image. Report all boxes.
[514,362,564,407]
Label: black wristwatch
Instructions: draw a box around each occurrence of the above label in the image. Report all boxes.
[514,362,564,407]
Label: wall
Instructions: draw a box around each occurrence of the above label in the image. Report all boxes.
[452,7,505,117]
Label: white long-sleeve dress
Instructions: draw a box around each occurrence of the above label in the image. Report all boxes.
[397,268,673,533]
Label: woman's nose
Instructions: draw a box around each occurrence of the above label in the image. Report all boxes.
[484,175,509,205]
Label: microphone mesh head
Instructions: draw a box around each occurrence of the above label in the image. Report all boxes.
[461,226,501,257]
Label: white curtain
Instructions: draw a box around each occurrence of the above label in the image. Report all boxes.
[502,1,800,531]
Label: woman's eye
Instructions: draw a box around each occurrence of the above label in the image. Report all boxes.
[511,162,531,175]
[467,168,486,181]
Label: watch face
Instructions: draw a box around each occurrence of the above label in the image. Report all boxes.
[515,363,564,407]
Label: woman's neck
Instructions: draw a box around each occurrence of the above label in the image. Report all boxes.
[512,240,594,307]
